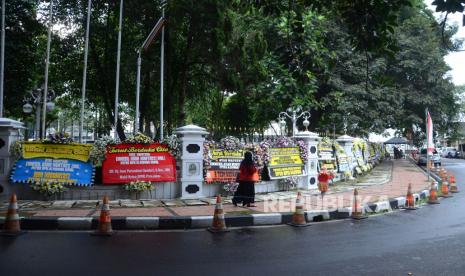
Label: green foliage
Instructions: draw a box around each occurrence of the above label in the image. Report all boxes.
[314,19,401,136]
[386,8,459,144]
[331,0,413,53]
[2,0,460,143]
[123,181,154,192]
[161,134,181,157]
[45,132,73,143]
[30,180,67,196]
[3,1,45,118]
[432,0,465,14]
[89,135,116,166]
[124,132,153,144]
[10,140,23,161]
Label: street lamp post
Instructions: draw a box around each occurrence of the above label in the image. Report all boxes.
[135,16,166,135]
[278,106,311,137]
[42,0,53,140]
[23,87,55,140]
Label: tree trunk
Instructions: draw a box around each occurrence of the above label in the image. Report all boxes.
[116,117,126,141]
[177,20,193,125]
[88,3,127,141]
[144,119,151,138]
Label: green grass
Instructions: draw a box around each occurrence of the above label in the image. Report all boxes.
[416,197,427,206]
[225,210,255,216]
[0,211,35,218]
[366,209,390,217]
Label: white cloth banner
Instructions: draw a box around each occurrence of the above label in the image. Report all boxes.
[427,112,434,154]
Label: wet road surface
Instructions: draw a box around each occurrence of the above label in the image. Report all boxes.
[1,159,465,276]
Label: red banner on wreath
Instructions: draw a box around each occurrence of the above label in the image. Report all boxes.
[206,170,238,183]
[102,143,176,184]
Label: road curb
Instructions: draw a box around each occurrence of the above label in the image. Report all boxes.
[0,195,428,230]
[0,161,450,231]
[58,217,93,230]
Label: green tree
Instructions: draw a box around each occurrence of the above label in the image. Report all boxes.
[3,0,459,143]
[386,5,458,145]
[3,1,45,118]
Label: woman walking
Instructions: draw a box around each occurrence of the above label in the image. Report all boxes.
[233,151,258,207]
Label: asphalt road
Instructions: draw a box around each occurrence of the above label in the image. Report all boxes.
[1,159,465,276]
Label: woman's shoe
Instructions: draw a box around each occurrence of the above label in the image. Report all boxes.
[246,204,256,207]
[232,199,238,207]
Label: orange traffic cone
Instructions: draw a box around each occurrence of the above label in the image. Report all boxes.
[92,195,113,236]
[288,192,310,227]
[352,189,367,220]
[428,182,440,204]
[449,175,459,193]
[208,195,229,233]
[441,180,452,198]
[2,193,23,236]
[404,183,417,210]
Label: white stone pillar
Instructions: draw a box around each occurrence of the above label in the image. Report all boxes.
[0,118,24,199]
[337,134,355,174]
[295,130,321,190]
[176,124,208,199]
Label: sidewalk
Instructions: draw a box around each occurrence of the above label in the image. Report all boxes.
[0,159,432,230]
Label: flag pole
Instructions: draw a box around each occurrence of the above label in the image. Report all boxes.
[426,108,430,181]
[160,6,165,141]
[42,0,53,139]
[79,0,92,143]
[0,0,5,117]
[114,0,123,140]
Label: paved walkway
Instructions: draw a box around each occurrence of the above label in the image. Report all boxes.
[256,158,429,213]
[0,159,430,218]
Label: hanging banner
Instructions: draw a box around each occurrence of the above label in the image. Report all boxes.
[318,142,334,160]
[427,111,434,153]
[268,147,304,179]
[10,158,94,186]
[102,143,176,184]
[369,144,380,163]
[353,142,369,173]
[355,150,365,166]
[318,140,337,173]
[21,142,92,162]
[336,153,350,173]
[206,149,243,183]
